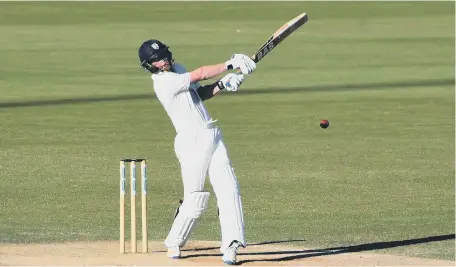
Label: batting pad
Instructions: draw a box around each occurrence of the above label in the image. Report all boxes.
[217,167,246,251]
[164,191,210,248]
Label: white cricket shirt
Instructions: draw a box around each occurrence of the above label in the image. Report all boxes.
[151,63,215,134]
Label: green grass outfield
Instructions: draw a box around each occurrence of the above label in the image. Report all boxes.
[0,0,454,261]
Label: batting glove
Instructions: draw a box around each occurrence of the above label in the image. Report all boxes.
[217,73,245,92]
[226,54,257,74]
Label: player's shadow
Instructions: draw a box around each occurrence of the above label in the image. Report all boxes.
[150,239,307,253]
[182,239,307,252]
[179,234,455,265]
[0,78,453,109]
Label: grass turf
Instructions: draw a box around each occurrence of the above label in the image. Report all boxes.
[0,1,454,261]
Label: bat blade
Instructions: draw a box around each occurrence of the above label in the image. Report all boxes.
[253,12,308,63]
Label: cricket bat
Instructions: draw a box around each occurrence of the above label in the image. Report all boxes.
[252,12,309,63]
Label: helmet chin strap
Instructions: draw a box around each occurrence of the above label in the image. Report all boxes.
[170,59,176,72]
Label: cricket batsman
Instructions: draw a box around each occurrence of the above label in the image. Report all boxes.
[138,39,257,265]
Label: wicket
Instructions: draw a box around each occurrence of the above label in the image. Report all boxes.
[119,159,148,254]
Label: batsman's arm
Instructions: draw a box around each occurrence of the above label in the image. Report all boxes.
[189,63,228,84]
[188,53,255,84]
[196,72,245,101]
[196,82,223,101]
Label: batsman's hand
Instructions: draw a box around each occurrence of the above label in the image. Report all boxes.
[217,73,244,92]
[226,54,256,74]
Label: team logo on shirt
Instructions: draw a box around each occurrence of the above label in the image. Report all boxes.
[151,43,160,50]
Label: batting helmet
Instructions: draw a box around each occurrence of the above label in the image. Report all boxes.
[138,39,173,73]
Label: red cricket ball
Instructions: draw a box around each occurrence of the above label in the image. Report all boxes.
[320,119,329,129]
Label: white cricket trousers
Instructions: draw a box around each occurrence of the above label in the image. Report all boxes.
[171,126,246,249]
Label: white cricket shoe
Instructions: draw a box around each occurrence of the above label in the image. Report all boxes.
[222,241,241,265]
[167,246,181,259]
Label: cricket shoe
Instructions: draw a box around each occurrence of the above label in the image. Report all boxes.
[222,241,241,265]
[167,246,181,259]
